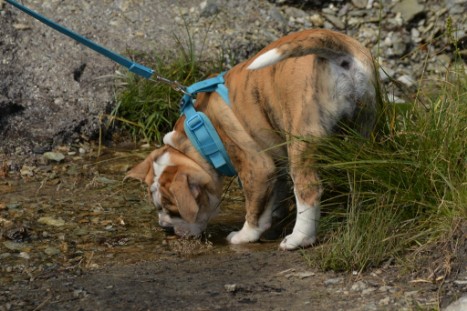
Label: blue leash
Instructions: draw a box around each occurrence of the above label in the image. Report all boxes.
[5,0,237,176]
[4,0,154,79]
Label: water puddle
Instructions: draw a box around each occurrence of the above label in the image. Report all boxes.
[0,146,276,285]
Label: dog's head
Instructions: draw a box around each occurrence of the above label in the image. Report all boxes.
[126,145,222,237]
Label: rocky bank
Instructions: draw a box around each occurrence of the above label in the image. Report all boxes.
[0,0,465,154]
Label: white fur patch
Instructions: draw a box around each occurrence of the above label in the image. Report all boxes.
[153,152,173,177]
[227,221,264,244]
[150,152,173,207]
[279,200,320,250]
[227,204,273,244]
[162,131,176,147]
[247,48,283,70]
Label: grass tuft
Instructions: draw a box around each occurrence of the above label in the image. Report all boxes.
[304,62,466,272]
[110,28,218,144]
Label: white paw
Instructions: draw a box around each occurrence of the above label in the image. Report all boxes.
[279,232,316,251]
[226,231,241,244]
[226,222,263,244]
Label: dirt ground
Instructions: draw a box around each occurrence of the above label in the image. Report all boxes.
[0,146,465,310]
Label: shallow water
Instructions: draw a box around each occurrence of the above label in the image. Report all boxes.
[0,146,276,285]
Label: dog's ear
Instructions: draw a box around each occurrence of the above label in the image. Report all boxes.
[126,148,165,186]
[169,167,211,224]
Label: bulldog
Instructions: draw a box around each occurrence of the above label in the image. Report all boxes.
[127,29,377,250]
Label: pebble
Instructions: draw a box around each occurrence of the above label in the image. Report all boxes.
[378,285,392,292]
[44,247,61,256]
[362,287,376,295]
[20,165,35,177]
[18,252,30,260]
[351,280,368,292]
[283,271,316,279]
[224,284,237,293]
[322,14,345,30]
[351,0,368,9]
[37,216,66,227]
[200,0,220,17]
[397,75,417,87]
[3,241,29,252]
[378,297,391,305]
[43,152,65,162]
[324,277,344,286]
[393,0,425,23]
[6,203,22,210]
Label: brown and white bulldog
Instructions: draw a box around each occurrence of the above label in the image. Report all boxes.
[127,29,377,250]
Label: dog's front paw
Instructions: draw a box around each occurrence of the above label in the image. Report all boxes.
[226,222,263,244]
[226,231,241,244]
[279,232,316,251]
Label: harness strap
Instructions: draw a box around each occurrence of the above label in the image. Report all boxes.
[181,72,237,177]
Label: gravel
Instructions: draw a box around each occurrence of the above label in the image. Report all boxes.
[0,0,465,153]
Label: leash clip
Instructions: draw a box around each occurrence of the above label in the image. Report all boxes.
[150,75,189,96]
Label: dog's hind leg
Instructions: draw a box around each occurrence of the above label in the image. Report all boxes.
[261,168,293,240]
[280,143,322,250]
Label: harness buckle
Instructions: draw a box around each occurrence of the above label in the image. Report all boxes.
[186,114,204,131]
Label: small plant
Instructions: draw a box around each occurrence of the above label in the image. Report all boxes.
[111,27,219,144]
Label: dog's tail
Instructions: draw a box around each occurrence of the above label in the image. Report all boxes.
[247,29,372,70]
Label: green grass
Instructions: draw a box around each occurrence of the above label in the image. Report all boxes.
[110,29,219,144]
[303,62,466,272]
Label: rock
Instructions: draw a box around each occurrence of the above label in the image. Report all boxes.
[324,277,344,286]
[392,0,425,23]
[224,284,237,292]
[444,295,467,311]
[20,165,34,177]
[6,202,22,209]
[18,251,30,259]
[268,8,287,25]
[379,296,391,305]
[200,0,220,17]
[3,241,30,251]
[322,14,345,29]
[351,281,368,292]
[445,0,467,15]
[37,216,66,227]
[43,152,65,162]
[383,32,409,57]
[283,6,308,19]
[379,66,395,82]
[351,0,368,9]
[362,287,376,295]
[283,271,315,279]
[378,285,392,292]
[309,14,325,27]
[397,74,417,87]
[44,246,61,256]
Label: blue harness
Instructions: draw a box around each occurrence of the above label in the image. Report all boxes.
[180,73,237,177]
